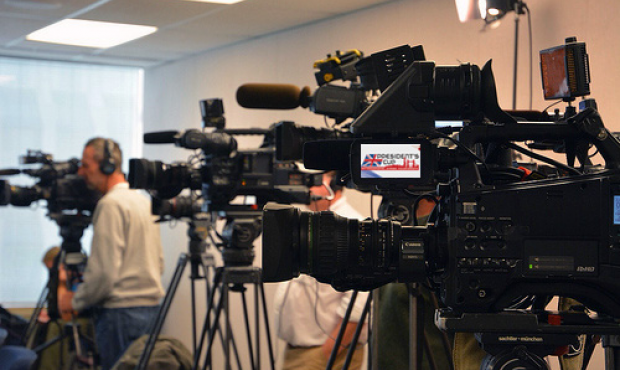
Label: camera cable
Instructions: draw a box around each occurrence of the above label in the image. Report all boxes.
[433,132,491,173]
[504,142,582,176]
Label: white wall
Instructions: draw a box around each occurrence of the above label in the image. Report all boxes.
[143,0,620,368]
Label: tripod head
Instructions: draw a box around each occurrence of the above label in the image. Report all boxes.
[187,218,210,257]
[219,206,262,267]
[50,213,91,272]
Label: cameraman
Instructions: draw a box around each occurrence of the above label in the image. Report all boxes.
[58,138,164,370]
[274,171,368,370]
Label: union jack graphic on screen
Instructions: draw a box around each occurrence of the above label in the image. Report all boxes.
[362,154,383,167]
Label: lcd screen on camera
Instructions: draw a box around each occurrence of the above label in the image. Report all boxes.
[614,195,620,225]
[540,46,568,100]
[359,144,422,179]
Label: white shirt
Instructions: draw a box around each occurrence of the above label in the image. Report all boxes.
[274,196,369,346]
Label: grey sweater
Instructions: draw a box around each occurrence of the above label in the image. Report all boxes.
[72,183,164,311]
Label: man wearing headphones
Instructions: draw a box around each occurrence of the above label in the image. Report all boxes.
[274,171,369,370]
[58,137,164,370]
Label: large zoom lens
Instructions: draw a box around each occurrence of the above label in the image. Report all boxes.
[262,203,427,291]
[152,196,203,219]
[128,158,202,199]
[0,176,98,212]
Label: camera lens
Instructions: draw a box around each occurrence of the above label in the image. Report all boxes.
[128,158,161,190]
[7,185,41,207]
[129,158,201,199]
[262,203,427,290]
[152,196,202,219]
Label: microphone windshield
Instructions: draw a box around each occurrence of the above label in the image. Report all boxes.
[144,131,179,144]
[237,83,305,109]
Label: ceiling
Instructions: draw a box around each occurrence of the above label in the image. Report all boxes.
[0,0,395,68]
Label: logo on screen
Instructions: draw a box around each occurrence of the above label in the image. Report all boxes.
[361,154,419,171]
[360,144,422,179]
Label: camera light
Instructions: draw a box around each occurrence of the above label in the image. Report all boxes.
[487,8,501,16]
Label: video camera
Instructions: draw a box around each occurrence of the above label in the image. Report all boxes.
[128,132,321,218]
[261,38,620,323]
[0,150,99,215]
[129,99,325,268]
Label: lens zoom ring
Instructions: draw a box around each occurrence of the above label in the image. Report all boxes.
[316,212,337,276]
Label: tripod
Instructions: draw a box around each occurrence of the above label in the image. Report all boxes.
[136,219,216,370]
[192,214,275,370]
[27,214,97,369]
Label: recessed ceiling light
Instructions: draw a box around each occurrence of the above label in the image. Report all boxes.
[183,0,245,4]
[26,19,157,49]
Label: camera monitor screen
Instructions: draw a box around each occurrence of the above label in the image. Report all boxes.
[540,41,590,100]
[360,144,422,179]
[614,195,620,225]
[351,140,434,186]
[540,46,569,100]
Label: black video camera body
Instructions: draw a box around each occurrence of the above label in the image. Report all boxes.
[262,39,620,320]
[0,150,99,215]
[129,100,323,219]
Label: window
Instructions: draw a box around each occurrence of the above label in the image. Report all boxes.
[0,57,143,307]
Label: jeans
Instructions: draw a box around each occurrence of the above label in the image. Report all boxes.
[94,305,160,370]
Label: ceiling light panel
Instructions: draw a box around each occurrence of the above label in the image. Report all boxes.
[183,0,245,4]
[26,19,157,49]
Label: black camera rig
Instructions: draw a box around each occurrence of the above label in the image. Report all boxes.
[0,150,99,255]
[262,38,620,328]
[128,99,324,267]
[0,150,100,329]
[0,150,99,216]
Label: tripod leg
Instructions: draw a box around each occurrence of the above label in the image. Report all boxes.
[221,284,244,370]
[241,290,257,370]
[24,286,49,346]
[136,253,189,370]
[191,275,198,354]
[367,291,373,370]
[200,281,228,370]
[342,293,372,370]
[194,269,223,370]
[197,263,244,370]
[603,335,620,370]
[71,319,83,357]
[326,291,358,370]
[422,329,438,370]
[224,318,243,370]
[224,284,231,370]
[201,263,213,370]
[255,284,260,370]
[259,283,276,370]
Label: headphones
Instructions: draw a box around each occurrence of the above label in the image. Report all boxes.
[99,139,117,175]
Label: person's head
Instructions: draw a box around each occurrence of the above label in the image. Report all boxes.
[309,171,344,211]
[42,246,60,270]
[78,137,124,194]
